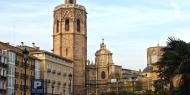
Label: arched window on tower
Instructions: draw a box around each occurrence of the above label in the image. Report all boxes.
[65,19,69,31]
[77,19,80,32]
[56,20,59,33]
[66,48,68,56]
[69,0,73,4]
[101,71,106,79]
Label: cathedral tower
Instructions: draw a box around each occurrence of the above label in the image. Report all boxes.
[53,0,87,95]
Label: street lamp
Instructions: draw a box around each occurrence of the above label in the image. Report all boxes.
[133,81,136,95]
[68,73,72,95]
[23,48,29,95]
[52,85,54,95]
[117,78,119,95]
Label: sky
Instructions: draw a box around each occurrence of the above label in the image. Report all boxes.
[0,0,190,70]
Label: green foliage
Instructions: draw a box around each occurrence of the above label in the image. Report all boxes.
[107,91,117,95]
[107,91,133,95]
[154,79,164,95]
[156,37,190,95]
[142,90,156,95]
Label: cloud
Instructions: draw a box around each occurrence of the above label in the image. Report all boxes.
[170,0,183,19]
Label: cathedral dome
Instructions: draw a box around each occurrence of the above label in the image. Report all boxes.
[95,42,112,56]
[143,66,153,72]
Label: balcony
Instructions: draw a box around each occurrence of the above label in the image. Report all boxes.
[52,70,56,74]
[15,61,19,66]
[26,74,29,79]
[63,73,67,77]
[26,63,30,68]
[20,85,24,90]
[20,73,29,79]
[26,86,29,89]
[31,65,35,70]
[52,80,55,84]
[46,79,51,83]
[15,72,19,77]
[21,63,30,68]
[47,68,51,73]
[20,63,24,67]
[0,88,6,93]
[57,71,61,75]
[0,75,7,80]
[30,75,35,80]
[63,83,66,86]
[20,73,24,79]
[57,81,61,85]
[0,62,8,68]
[15,84,19,90]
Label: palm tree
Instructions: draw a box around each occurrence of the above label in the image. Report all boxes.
[157,37,190,95]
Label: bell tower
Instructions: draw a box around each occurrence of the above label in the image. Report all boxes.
[53,0,87,95]
[65,0,76,4]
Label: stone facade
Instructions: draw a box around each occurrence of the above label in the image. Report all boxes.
[0,49,9,95]
[32,50,73,95]
[145,45,164,81]
[53,0,87,95]
[86,42,123,95]
[143,44,164,91]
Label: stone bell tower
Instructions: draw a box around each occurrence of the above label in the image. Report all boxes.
[53,0,87,95]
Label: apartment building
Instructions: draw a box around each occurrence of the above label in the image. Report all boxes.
[31,50,73,95]
[0,49,8,95]
[0,42,40,95]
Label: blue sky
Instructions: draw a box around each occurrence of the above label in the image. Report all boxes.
[0,0,190,70]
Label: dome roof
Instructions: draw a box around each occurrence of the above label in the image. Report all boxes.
[95,42,112,56]
[143,66,153,72]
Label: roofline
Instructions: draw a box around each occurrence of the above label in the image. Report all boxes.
[31,50,73,62]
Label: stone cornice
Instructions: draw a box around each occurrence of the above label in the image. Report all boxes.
[54,4,86,11]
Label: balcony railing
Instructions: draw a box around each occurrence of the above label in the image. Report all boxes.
[57,81,61,85]
[52,80,55,84]
[46,79,51,83]
[20,73,29,79]
[15,84,19,90]
[26,63,30,68]
[20,85,29,90]
[30,75,35,79]
[20,85,24,90]
[31,65,35,70]
[15,61,19,66]
[20,73,25,79]
[0,75,7,80]
[20,63,30,68]
[57,72,61,75]
[15,72,19,77]
[47,68,51,73]
[0,62,8,68]
[52,70,56,74]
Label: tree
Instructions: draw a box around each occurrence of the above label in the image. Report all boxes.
[157,37,190,95]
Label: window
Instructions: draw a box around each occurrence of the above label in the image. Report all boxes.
[101,71,106,79]
[65,19,69,31]
[56,20,59,33]
[77,19,80,32]
[69,0,73,4]
[66,48,68,56]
